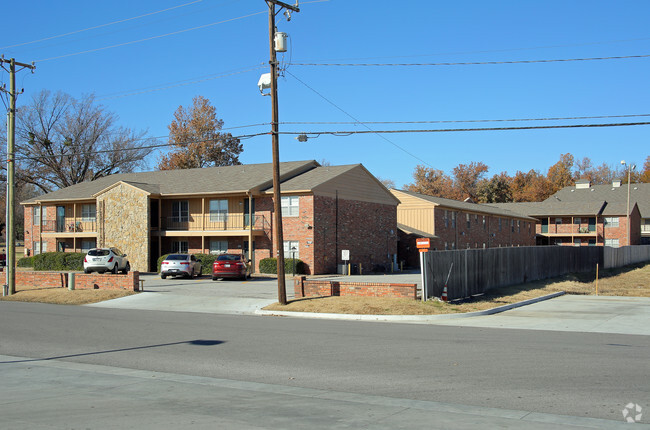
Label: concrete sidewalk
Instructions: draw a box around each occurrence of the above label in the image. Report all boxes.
[1,354,643,430]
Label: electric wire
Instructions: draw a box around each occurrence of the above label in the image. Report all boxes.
[289,53,650,67]
[285,70,435,168]
[35,10,267,63]
[96,64,267,100]
[280,114,650,126]
[279,121,650,136]
[0,0,205,50]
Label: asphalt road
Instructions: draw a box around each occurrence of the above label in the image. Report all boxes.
[0,301,648,423]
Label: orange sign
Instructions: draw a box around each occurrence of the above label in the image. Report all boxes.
[416,238,430,249]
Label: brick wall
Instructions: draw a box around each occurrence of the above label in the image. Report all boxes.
[15,271,139,291]
[294,276,417,300]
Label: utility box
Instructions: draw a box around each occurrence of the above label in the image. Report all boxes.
[274,32,288,52]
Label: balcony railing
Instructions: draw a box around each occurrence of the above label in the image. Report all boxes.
[40,219,97,233]
[162,214,267,231]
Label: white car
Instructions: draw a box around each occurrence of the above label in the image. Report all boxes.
[160,254,203,279]
[84,248,130,274]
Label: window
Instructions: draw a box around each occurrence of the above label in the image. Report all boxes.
[33,241,47,255]
[498,218,502,232]
[555,218,562,225]
[81,240,95,252]
[281,196,299,217]
[466,213,470,229]
[604,238,620,248]
[482,216,486,230]
[444,242,448,250]
[172,201,189,222]
[451,212,456,228]
[451,242,456,249]
[81,204,96,222]
[33,207,41,225]
[210,240,228,254]
[209,199,228,222]
[517,220,521,233]
[284,240,299,259]
[574,217,581,225]
[172,241,188,253]
[574,239,581,247]
[444,210,449,228]
[604,217,619,228]
[511,220,515,233]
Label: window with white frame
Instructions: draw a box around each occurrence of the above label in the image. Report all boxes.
[81,204,96,222]
[466,213,470,229]
[33,207,41,225]
[281,196,299,217]
[81,240,96,252]
[172,241,188,253]
[444,210,449,228]
[604,217,619,228]
[209,199,228,222]
[284,241,300,259]
[498,218,502,231]
[172,201,189,222]
[33,241,47,255]
[451,212,456,228]
[210,240,228,254]
[604,238,620,248]
[482,216,486,230]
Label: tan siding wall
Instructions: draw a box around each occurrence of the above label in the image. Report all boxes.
[391,190,435,208]
[312,166,398,206]
[397,208,435,235]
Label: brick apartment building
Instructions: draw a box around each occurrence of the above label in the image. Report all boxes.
[489,179,648,247]
[489,200,641,247]
[391,189,536,267]
[22,160,399,274]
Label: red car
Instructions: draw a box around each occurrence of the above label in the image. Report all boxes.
[212,254,250,280]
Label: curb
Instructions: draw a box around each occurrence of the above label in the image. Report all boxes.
[254,291,566,322]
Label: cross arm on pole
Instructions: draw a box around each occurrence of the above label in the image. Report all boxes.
[266,0,300,12]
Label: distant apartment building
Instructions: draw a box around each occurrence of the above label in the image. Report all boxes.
[391,190,536,267]
[489,179,647,247]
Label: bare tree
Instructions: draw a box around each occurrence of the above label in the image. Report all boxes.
[7,90,156,193]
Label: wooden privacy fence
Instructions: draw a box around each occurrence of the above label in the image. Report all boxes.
[423,246,602,301]
[603,245,650,268]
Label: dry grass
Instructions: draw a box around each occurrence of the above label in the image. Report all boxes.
[264,263,650,315]
[0,284,137,305]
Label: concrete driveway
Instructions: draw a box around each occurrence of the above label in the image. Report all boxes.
[88,273,289,315]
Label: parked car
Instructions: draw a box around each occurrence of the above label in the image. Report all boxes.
[160,254,203,279]
[212,254,250,280]
[84,248,130,274]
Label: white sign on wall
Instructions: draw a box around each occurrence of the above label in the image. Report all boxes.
[341,249,350,261]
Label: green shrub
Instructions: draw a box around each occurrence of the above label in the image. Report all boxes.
[259,257,306,275]
[157,254,169,273]
[17,256,34,267]
[195,253,217,275]
[31,252,85,271]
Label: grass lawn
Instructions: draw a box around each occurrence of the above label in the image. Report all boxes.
[263,263,650,315]
[0,282,137,305]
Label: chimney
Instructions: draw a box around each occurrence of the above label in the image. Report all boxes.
[612,179,622,188]
[575,179,591,189]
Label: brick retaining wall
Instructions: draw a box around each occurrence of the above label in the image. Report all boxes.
[294,276,417,300]
[15,271,140,291]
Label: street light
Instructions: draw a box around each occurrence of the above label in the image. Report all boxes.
[620,160,636,246]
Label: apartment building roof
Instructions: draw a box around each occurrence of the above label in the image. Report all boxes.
[392,189,536,221]
[23,160,319,204]
[487,200,639,218]
[548,182,650,218]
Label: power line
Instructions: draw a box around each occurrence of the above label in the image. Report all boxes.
[280,121,650,136]
[280,114,650,126]
[285,70,435,168]
[36,10,266,62]
[288,54,650,67]
[96,64,267,100]
[1,0,205,50]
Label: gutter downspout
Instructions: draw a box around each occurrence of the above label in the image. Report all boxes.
[248,191,254,273]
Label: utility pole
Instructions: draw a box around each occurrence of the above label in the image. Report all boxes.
[266,0,299,305]
[1,57,36,295]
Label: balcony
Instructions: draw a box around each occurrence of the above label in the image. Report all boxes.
[41,220,97,233]
[161,214,268,232]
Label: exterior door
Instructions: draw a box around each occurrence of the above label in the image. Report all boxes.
[541,219,548,234]
[56,206,66,232]
[244,198,255,227]
[588,217,596,232]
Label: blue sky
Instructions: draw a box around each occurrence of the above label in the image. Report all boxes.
[2,0,648,188]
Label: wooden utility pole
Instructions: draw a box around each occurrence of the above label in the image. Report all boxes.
[1,57,35,295]
[266,0,299,305]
